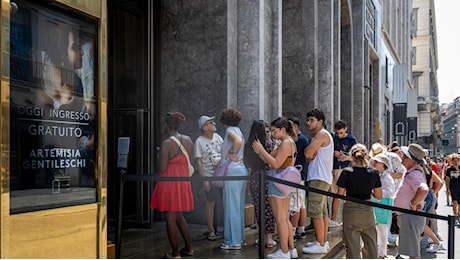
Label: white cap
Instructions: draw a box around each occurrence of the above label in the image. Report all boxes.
[198,115,215,129]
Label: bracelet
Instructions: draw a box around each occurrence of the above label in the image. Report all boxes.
[228,151,235,154]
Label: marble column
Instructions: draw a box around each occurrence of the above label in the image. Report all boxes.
[340,0,353,131]
[282,0,336,129]
[227,0,282,129]
[351,0,365,141]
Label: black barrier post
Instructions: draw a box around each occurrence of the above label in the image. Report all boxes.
[447,215,455,259]
[258,172,266,259]
[116,169,126,259]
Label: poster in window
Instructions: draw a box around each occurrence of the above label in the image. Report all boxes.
[9,0,98,214]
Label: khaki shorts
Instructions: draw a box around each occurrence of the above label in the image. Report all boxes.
[289,181,306,213]
[307,180,331,218]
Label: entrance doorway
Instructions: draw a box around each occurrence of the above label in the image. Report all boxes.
[107,0,161,227]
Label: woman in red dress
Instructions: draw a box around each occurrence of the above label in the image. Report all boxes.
[150,112,195,258]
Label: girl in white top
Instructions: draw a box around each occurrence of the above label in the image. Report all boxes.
[370,154,395,259]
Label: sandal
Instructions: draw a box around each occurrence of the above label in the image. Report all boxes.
[165,251,182,259]
[179,248,194,257]
[266,240,277,248]
[207,231,217,241]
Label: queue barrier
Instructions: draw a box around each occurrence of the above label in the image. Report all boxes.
[116,171,456,259]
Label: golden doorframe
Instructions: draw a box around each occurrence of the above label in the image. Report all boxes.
[0,0,107,258]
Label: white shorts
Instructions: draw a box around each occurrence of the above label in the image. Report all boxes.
[289,181,306,214]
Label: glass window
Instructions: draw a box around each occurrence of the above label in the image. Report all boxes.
[10,0,98,214]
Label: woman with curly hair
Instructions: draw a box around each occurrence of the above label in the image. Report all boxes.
[218,108,249,250]
[336,143,382,259]
[150,112,195,258]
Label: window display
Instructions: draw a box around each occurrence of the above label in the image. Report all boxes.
[10,0,98,214]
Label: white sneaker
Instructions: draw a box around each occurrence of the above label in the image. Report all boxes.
[306,241,330,250]
[302,241,328,254]
[427,237,434,244]
[426,243,446,253]
[267,248,290,259]
[289,248,298,259]
[328,219,340,228]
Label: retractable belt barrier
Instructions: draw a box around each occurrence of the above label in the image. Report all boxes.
[116,173,456,259]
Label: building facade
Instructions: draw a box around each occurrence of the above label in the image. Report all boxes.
[440,99,460,155]
[380,0,414,146]
[412,0,441,153]
[0,0,414,257]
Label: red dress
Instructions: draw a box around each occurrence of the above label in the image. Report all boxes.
[150,151,194,212]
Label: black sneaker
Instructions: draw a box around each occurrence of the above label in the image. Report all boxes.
[295,232,307,239]
[305,224,314,233]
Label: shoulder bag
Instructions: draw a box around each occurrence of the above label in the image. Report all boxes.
[213,132,244,187]
[273,141,302,196]
[170,136,194,177]
[212,159,231,188]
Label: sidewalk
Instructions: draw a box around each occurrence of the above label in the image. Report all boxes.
[385,184,459,259]
[109,222,344,259]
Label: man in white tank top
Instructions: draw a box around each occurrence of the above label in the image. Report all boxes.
[302,109,334,254]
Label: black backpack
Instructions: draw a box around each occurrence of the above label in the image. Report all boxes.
[243,120,267,172]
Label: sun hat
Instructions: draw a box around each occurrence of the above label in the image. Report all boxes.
[400,143,426,165]
[369,143,386,158]
[370,153,390,169]
[198,115,215,129]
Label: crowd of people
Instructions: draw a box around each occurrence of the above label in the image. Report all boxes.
[149,108,460,259]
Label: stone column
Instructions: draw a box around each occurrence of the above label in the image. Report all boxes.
[282,0,335,129]
[227,0,282,129]
[332,0,341,124]
[351,0,365,141]
[316,0,335,125]
[340,0,353,129]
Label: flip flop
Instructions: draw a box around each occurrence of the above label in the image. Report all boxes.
[207,231,217,241]
[179,248,194,257]
[165,251,182,259]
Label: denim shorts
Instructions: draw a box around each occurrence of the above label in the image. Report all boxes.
[267,169,288,198]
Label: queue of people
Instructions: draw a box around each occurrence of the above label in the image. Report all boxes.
[149,108,455,259]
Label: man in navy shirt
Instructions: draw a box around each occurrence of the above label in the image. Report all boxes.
[330,120,357,227]
[289,117,310,238]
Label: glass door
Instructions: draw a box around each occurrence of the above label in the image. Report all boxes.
[107,0,159,226]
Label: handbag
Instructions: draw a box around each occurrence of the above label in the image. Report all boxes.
[170,136,194,177]
[273,141,302,196]
[212,159,231,188]
[371,197,394,225]
[212,143,242,187]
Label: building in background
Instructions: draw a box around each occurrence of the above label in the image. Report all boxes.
[412,0,441,154]
[380,1,414,146]
[440,99,460,156]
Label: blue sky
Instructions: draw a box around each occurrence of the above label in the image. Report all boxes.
[435,0,460,104]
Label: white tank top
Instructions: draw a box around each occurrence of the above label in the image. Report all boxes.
[307,128,334,184]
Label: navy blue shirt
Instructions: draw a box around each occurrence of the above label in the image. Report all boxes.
[295,133,310,180]
[333,133,358,169]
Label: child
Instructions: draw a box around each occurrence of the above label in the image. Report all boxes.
[370,153,395,259]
